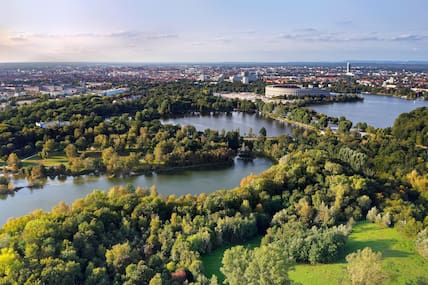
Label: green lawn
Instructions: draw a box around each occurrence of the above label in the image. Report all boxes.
[290,222,428,285]
[21,151,69,167]
[202,237,261,283]
[202,222,428,285]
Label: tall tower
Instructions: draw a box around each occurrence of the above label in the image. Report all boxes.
[346,62,351,74]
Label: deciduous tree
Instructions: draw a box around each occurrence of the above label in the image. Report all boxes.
[346,247,387,285]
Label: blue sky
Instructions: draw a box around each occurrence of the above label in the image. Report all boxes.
[0,0,427,62]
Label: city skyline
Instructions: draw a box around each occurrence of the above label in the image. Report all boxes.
[1,0,427,62]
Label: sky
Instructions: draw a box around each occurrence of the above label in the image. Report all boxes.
[0,0,427,62]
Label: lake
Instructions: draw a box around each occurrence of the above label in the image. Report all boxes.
[0,157,272,226]
[163,111,294,137]
[308,94,428,128]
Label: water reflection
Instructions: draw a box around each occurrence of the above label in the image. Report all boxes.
[163,111,294,137]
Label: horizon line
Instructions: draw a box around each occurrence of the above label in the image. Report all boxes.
[1,60,428,65]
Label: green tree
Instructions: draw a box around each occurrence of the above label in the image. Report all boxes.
[39,258,81,285]
[106,242,137,275]
[31,164,46,180]
[75,137,88,151]
[158,100,170,115]
[221,243,294,285]
[154,142,166,162]
[65,144,78,159]
[221,246,251,285]
[41,139,56,159]
[149,273,163,285]
[346,247,387,285]
[7,152,21,172]
[0,248,25,283]
[338,120,352,133]
[259,127,267,138]
[94,134,108,149]
[124,261,155,285]
[84,266,110,285]
[244,243,294,285]
[102,147,121,174]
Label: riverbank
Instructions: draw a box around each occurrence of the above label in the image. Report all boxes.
[361,91,428,100]
[266,113,319,133]
[301,94,364,106]
[151,159,235,174]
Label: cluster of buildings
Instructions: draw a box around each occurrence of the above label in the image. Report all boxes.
[0,62,427,107]
[228,71,259,84]
[0,82,128,100]
[356,68,428,93]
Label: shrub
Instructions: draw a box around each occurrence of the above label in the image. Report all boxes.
[346,247,387,285]
[366,207,378,222]
[415,229,428,260]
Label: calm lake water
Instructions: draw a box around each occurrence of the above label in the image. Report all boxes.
[0,157,272,226]
[163,112,294,136]
[308,94,428,128]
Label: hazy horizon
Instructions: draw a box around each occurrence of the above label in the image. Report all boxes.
[2,60,428,65]
[1,0,427,62]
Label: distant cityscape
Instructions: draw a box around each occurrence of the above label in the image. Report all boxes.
[0,62,427,110]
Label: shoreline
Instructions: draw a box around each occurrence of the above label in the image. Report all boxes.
[359,92,427,100]
[266,113,318,132]
[0,157,246,196]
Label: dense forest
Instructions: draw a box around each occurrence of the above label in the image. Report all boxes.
[0,81,240,159]
[0,82,427,284]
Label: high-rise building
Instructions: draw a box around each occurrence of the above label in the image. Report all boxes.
[346,62,351,73]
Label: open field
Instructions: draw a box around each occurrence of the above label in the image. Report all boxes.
[21,151,69,167]
[291,222,428,285]
[202,222,428,284]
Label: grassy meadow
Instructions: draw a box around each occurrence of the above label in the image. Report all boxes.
[21,152,69,167]
[202,222,428,284]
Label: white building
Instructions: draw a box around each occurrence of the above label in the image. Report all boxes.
[265,85,330,98]
[36,121,71,129]
[346,62,354,76]
[229,71,258,84]
[99,88,128,96]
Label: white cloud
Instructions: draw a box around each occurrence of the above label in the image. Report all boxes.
[278,31,427,43]
[0,28,427,62]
